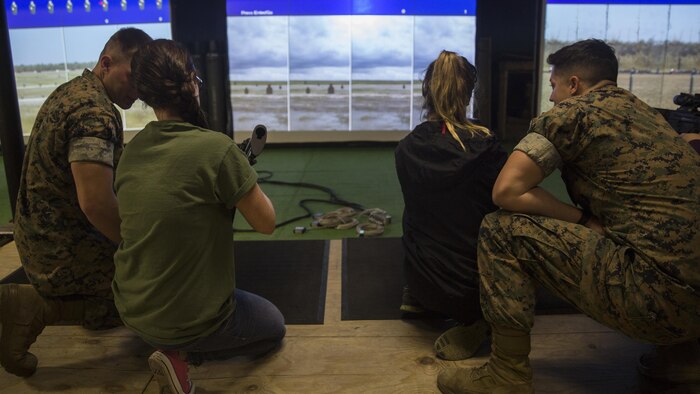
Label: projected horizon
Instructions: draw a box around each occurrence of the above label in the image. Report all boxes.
[226,0,478,132]
[540,0,700,113]
[6,0,172,134]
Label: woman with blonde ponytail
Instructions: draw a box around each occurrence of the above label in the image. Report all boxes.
[112,39,285,394]
[395,50,506,361]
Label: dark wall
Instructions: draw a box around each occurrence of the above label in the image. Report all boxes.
[170,0,233,137]
[477,0,541,61]
[0,0,25,219]
[476,0,544,136]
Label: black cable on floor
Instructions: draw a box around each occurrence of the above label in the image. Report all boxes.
[233,170,365,233]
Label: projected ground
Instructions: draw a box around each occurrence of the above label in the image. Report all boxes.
[289,81,350,131]
[232,81,421,132]
[231,81,289,132]
[351,82,412,131]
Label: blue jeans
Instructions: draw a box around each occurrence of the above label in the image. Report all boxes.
[156,289,286,364]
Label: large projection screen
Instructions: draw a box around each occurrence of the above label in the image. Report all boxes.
[539,0,700,114]
[6,0,172,135]
[226,0,478,139]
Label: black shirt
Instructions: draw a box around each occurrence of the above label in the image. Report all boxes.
[395,121,507,297]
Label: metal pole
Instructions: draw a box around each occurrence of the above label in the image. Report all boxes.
[628,69,634,92]
[690,70,696,94]
[0,0,25,221]
[205,40,227,134]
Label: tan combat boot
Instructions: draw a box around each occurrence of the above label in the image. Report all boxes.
[437,326,534,394]
[638,340,700,383]
[0,284,84,377]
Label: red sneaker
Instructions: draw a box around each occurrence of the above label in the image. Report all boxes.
[148,350,195,394]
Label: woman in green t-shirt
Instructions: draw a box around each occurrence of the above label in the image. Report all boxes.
[113,39,285,394]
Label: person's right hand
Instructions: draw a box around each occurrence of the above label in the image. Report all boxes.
[237,138,251,153]
[585,216,605,235]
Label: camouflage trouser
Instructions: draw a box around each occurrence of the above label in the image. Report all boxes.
[36,293,122,330]
[15,233,122,330]
[477,210,700,345]
[18,259,121,330]
[29,273,122,330]
[77,295,122,330]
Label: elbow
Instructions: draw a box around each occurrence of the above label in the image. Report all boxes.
[259,222,276,235]
[492,185,521,211]
[491,184,510,208]
[258,212,276,235]
[80,200,102,222]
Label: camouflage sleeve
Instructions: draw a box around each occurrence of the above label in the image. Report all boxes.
[513,132,562,177]
[65,95,121,146]
[527,101,587,164]
[68,136,114,167]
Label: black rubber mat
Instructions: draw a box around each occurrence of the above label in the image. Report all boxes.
[0,234,13,248]
[341,237,576,320]
[342,237,406,320]
[0,240,330,325]
[235,240,329,325]
[0,266,30,285]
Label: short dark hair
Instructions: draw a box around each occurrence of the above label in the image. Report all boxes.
[547,39,618,84]
[99,27,152,60]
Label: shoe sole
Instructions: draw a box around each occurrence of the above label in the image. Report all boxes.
[399,305,426,314]
[148,352,196,394]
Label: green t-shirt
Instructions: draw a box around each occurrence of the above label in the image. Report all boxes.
[113,120,258,346]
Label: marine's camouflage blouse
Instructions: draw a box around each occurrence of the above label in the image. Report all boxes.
[14,69,123,297]
[516,83,700,290]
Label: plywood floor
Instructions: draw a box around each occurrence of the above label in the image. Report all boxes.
[0,240,696,394]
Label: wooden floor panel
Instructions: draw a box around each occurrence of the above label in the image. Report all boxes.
[0,240,696,393]
[0,239,19,280]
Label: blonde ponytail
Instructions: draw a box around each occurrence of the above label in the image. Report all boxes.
[423,50,490,151]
